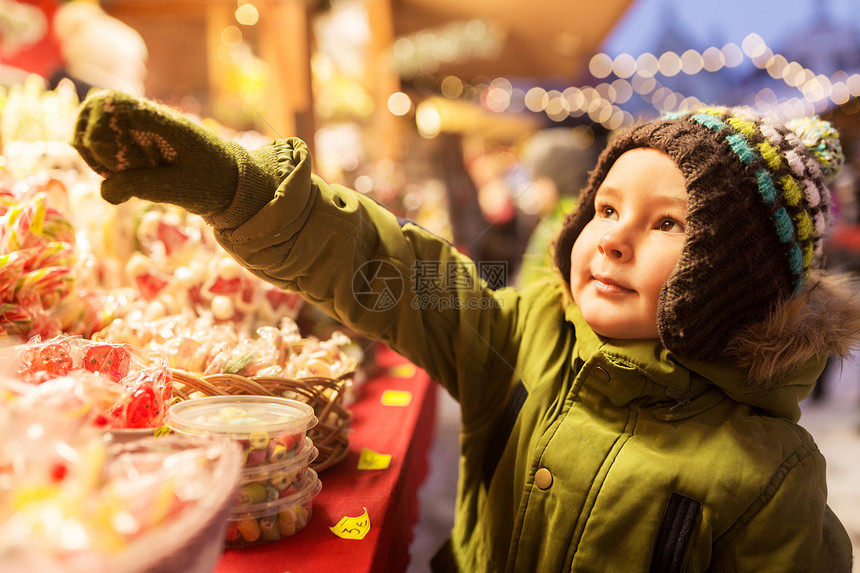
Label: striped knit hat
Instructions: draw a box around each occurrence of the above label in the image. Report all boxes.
[554,106,844,361]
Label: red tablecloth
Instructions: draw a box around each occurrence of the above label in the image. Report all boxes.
[214,345,438,573]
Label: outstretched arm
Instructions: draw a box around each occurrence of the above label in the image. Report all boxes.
[71,90,524,408]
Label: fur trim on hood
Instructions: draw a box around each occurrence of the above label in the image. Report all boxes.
[724,271,860,386]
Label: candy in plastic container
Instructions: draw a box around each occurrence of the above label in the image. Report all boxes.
[0,386,244,573]
[165,395,318,468]
[224,468,322,548]
[237,437,318,505]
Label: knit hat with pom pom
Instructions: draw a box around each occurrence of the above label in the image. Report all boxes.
[553,106,844,361]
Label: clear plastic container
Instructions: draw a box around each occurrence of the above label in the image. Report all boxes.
[225,468,322,548]
[0,432,243,573]
[165,396,318,468]
[237,437,318,504]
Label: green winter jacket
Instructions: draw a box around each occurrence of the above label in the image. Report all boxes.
[211,139,852,572]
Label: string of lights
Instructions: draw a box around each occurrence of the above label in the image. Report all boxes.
[410,32,860,131]
[219,1,860,134]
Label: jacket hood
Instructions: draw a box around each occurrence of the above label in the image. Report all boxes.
[723,271,860,385]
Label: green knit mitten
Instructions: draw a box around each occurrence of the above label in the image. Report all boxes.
[71,90,254,218]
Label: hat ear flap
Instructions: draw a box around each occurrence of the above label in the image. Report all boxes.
[553,203,590,284]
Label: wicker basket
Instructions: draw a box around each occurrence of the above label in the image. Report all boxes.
[170,369,354,472]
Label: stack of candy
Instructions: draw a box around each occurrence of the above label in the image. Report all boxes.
[1,184,73,339]
[165,395,322,547]
[8,335,172,430]
[94,311,357,381]
[101,205,305,331]
[0,82,369,559]
[0,378,243,573]
[0,76,83,178]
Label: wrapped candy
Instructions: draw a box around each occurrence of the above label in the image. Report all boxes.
[0,184,101,341]
[108,205,305,329]
[0,76,83,178]
[93,311,355,381]
[195,257,260,327]
[7,335,172,430]
[126,252,172,302]
[283,331,356,380]
[134,209,198,264]
[0,191,75,254]
[258,283,304,324]
[52,289,125,338]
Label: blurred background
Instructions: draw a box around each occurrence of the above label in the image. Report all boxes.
[4,0,860,251]
[1,0,858,570]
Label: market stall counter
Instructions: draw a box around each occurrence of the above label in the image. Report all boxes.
[215,343,439,573]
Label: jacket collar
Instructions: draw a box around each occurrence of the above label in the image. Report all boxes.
[564,302,815,421]
[566,303,692,391]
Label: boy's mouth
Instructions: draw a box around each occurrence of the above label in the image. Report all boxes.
[592,274,634,294]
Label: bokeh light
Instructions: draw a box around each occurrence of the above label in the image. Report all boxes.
[387,92,413,116]
[235,3,259,26]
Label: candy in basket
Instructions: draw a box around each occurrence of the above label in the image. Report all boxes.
[96,314,358,470]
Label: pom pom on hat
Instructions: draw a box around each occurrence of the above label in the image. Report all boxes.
[785,116,844,183]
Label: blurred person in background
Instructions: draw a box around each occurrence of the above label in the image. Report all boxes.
[48,0,148,99]
[434,132,533,289]
[516,127,600,287]
[0,0,147,98]
[813,142,860,401]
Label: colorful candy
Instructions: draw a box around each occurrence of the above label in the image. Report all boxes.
[94,310,356,383]
[259,517,281,541]
[239,438,317,498]
[235,518,261,543]
[0,177,123,341]
[9,335,172,429]
[245,448,267,466]
[237,484,268,505]
[226,469,321,548]
[268,443,288,462]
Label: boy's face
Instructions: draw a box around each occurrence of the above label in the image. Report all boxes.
[569,148,687,340]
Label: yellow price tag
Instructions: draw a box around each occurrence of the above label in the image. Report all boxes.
[357,448,392,470]
[389,364,416,378]
[330,508,371,540]
[381,390,412,407]
[153,426,172,437]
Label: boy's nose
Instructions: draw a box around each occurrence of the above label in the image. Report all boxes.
[597,229,632,262]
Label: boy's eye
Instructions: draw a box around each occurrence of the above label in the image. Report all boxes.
[658,218,684,233]
[598,205,617,219]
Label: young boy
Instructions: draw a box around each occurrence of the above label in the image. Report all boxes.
[72,92,858,572]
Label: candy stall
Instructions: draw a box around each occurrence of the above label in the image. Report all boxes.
[0,79,438,573]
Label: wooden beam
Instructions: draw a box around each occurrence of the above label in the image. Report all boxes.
[365,0,401,161]
[257,0,316,147]
[204,1,233,114]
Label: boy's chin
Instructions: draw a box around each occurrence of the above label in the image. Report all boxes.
[587,321,660,342]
